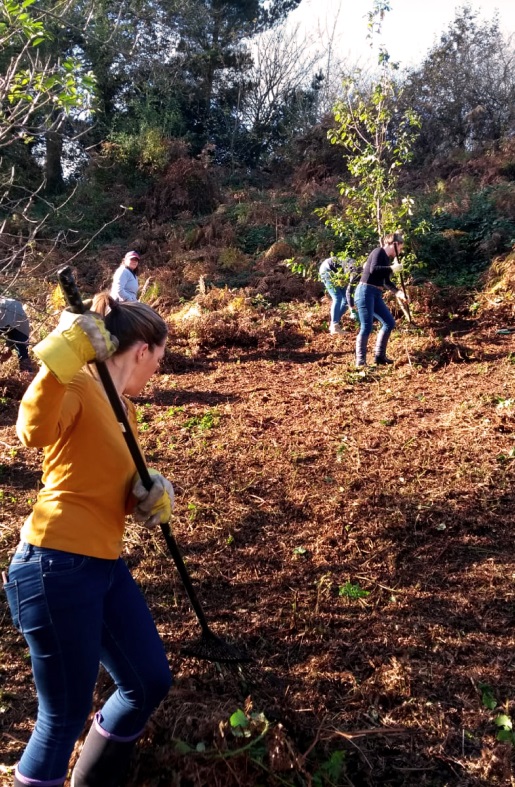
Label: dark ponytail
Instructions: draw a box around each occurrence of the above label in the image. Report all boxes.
[92,292,167,354]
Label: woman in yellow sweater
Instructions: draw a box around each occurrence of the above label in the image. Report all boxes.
[3,293,174,787]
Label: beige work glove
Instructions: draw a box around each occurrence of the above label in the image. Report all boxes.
[396,290,409,302]
[34,310,118,384]
[390,260,403,273]
[132,469,174,529]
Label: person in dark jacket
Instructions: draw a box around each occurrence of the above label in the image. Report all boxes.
[354,233,408,367]
[319,256,360,334]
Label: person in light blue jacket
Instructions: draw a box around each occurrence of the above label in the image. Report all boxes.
[110,251,140,302]
[319,256,360,334]
[0,297,33,372]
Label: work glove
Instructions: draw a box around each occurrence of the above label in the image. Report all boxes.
[34,310,118,384]
[396,290,409,302]
[348,309,359,321]
[132,468,174,529]
[390,260,403,273]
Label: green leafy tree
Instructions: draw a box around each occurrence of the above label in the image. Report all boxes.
[134,0,304,158]
[3,1,97,195]
[234,23,325,167]
[71,0,305,165]
[401,5,515,162]
[0,0,96,278]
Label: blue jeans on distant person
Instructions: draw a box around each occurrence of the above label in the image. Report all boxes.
[3,543,172,784]
[320,273,348,324]
[355,283,395,364]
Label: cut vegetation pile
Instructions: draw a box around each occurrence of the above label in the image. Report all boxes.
[1,278,515,786]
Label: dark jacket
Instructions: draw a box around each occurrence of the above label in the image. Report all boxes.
[359,248,397,293]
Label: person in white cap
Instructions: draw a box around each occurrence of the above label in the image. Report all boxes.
[110,251,141,302]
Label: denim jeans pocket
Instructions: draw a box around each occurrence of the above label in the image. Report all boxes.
[5,555,53,634]
[41,551,89,576]
[3,579,21,631]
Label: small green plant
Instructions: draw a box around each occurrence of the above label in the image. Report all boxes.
[166,406,184,417]
[237,224,275,254]
[184,409,220,432]
[380,418,395,426]
[479,683,515,745]
[135,403,152,424]
[496,397,515,409]
[480,683,497,710]
[171,707,270,761]
[229,708,269,738]
[497,447,515,463]
[312,749,346,787]
[339,581,370,600]
[336,438,348,459]
[495,713,515,744]
[187,502,198,522]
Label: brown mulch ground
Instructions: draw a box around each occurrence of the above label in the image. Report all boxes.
[1,291,515,786]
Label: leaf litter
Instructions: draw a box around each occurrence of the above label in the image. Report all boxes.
[1,287,515,786]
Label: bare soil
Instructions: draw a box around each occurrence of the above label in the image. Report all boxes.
[1,291,515,786]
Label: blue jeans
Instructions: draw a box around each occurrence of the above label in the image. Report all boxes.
[355,283,395,364]
[3,543,172,784]
[320,273,348,324]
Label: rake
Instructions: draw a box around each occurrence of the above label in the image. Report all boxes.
[58,266,248,663]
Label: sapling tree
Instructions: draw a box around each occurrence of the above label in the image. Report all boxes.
[317,0,421,263]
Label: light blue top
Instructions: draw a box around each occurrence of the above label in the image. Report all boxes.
[110,267,139,302]
[0,298,30,335]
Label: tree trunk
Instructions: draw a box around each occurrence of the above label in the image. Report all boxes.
[45,111,65,194]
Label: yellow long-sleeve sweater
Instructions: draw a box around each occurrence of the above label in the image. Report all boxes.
[16,366,140,559]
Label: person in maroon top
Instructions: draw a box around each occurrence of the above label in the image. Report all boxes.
[354,233,409,367]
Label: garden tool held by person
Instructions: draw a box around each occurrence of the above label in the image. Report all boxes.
[393,239,413,324]
[57,266,248,664]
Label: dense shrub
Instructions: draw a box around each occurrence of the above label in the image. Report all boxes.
[145,158,220,222]
[410,185,515,286]
[236,224,276,254]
